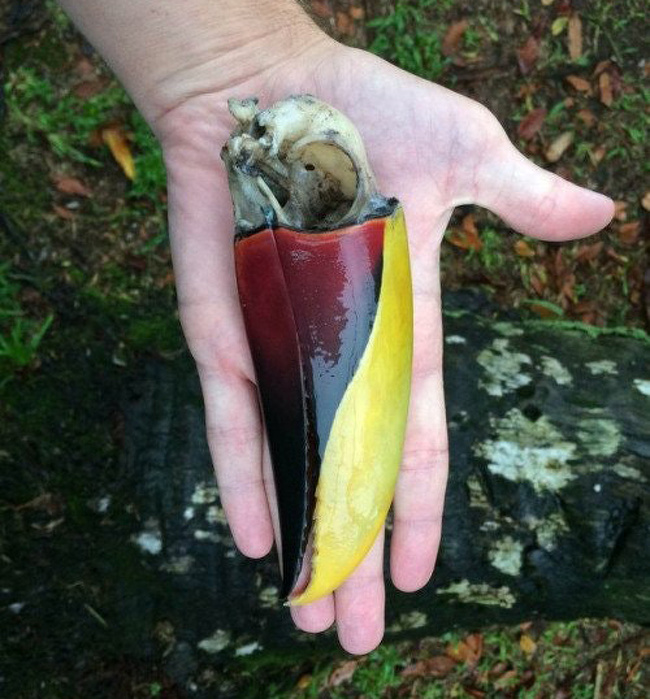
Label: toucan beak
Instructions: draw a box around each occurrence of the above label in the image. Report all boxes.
[224,95,413,604]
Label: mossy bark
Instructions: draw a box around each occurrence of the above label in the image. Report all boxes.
[119,291,650,687]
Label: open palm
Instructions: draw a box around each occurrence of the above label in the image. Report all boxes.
[156,40,613,654]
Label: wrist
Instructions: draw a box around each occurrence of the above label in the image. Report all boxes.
[58,0,329,127]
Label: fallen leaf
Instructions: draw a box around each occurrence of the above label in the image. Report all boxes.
[72,78,108,99]
[463,688,486,698]
[575,241,604,262]
[545,131,573,162]
[641,191,650,211]
[402,655,457,678]
[295,674,312,690]
[617,221,640,245]
[52,175,92,197]
[73,56,95,77]
[101,126,135,180]
[576,109,596,127]
[520,634,537,655]
[32,517,65,533]
[329,660,358,687]
[593,59,612,77]
[599,72,613,106]
[465,633,484,662]
[551,17,568,36]
[447,229,481,251]
[15,493,62,515]
[516,36,539,75]
[606,247,628,265]
[335,11,354,36]
[518,108,547,140]
[567,13,582,60]
[494,669,518,688]
[446,636,482,666]
[542,0,555,5]
[490,661,509,678]
[565,75,591,92]
[515,240,536,257]
[447,214,482,251]
[53,204,75,220]
[589,146,606,166]
[310,0,332,19]
[613,200,628,221]
[530,273,546,295]
[442,20,469,57]
[349,6,364,20]
[525,300,564,319]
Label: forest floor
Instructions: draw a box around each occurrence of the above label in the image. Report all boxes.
[0,0,648,697]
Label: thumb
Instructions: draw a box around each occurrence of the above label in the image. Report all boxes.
[472,135,614,242]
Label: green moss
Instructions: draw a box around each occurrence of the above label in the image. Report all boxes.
[126,315,183,354]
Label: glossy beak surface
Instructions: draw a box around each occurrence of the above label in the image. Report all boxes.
[235,205,412,604]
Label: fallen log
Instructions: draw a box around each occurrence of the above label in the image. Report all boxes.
[119,291,650,685]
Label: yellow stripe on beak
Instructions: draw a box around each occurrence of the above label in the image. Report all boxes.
[291,206,413,606]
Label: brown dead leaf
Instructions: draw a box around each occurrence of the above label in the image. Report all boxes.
[613,200,628,221]
[565,75,591,92]
[349,6,364,20]
[494,669,518,688]
[101,126,135,180]
[310,0,332,19]
[335,11,354,36]
[52,175,92,197]
[329,660,358,687]
[402,655,457,679]
[447,214,482,251]
[618,221,640,246]
[53,204,75,220]
[518,108,547,141]
[599,72,613,107]
[72,78,108,99]
[641,191,650,211]
[73,56,95,77]
[465,633,484,662]
[567,14,582,60]
[446,636,482,666]
[442,20,469,57]
[545,131,573,163]
[589,145,606,166]
[517,36,539,75]
[530,273,546,295]
[489,661,509,678]
[576,108,596,127]
[606,247,628,265]
[593,59,612,77]
[32,517,65,534]
[447,229,481,251]
[15,492,62,515]
[528,302,564,319]
[463,688,486,698]
[515,240,536,257]
[575,241,604,262]
[520,634,537,655]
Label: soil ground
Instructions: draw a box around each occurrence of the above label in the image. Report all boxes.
[1,1,648,697]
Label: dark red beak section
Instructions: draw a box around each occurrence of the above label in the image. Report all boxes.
[234,218,385,597]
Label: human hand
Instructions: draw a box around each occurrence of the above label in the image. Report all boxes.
[154,40,613,653]
[59,0,613,654]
